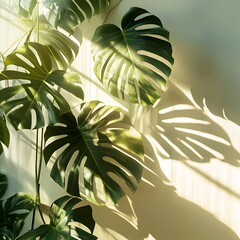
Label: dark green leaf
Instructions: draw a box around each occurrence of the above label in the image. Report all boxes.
[0,228,15,240]
[92,7,174,105]
[0,42,83,129]
[0,173,7,199]
[18,195,97,240]
[0,116,10,155]
[0,192,35,239]
[44,101,144,205]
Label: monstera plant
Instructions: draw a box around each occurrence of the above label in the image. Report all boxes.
[0,0,173,239]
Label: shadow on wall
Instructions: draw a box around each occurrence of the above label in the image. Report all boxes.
[92,81,240,240]
[92,137,239,240]
[147,81,240,166]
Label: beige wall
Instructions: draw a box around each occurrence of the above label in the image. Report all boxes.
[1,0,240,239]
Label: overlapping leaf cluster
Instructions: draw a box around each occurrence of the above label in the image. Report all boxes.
[0,1,174,239]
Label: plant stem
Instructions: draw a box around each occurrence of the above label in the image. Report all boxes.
[37,127,46,224]
[32,1,46,227]
[31,128,39,230]
[1,32,29,57]
[31,128,46,230]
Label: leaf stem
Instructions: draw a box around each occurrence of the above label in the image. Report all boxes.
[103,0,122,24]
[37,127,46,224]
[31,128,39,230]
[1,32,28,57]
[36,0,40,43]
[31,127,46,230]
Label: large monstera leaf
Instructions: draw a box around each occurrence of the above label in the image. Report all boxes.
[0,116,10,155]
[0,42,83,129]
[19,0,111,34]
[18,195,97,240]
[44,101,144,205]
[92,7,174,105]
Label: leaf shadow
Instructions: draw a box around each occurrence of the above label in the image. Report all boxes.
[92,136,240,240]
[146,81,240,166]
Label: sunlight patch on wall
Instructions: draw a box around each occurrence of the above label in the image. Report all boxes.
[156,86,240,237]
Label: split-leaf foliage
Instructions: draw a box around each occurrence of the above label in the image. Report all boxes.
[0,1,173,239]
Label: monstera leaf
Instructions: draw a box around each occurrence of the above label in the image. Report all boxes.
[44,101,144,205]
[19,0,111,34]
[0,192,35,239]
[0,42,83,129]
[28,20,81,70]
[0,116,10,155]
[18,195,97,240]
[92,7,174,105]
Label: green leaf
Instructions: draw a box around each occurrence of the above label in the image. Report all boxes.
[18,0,37,18]
[28,20,81,70]
[0,228,14,240]
[0,173,7,199]
[0,192,35,239]
[18,195,97,240]
[92,7,174,105]
[0,116,10,155]
[0,42,84,130]
[44,101,144,205]
[19,0,111,34]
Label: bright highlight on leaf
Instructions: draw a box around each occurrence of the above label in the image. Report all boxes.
[28,21,81,70]
[19,0,111,34]
[0,42,84,129]
[18,195,97,240]
[92,7,174,105]
[44,101,144,205]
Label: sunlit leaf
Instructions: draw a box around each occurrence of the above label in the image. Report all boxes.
[19,0,111,34]
[0,192,35,239]
[18,195,97,240]
[0,42,83,129]
[92,7,174,105]
[18,0,37,18]
[0,116,10,154]
[44,101,144,205]
[28,19,81,70]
